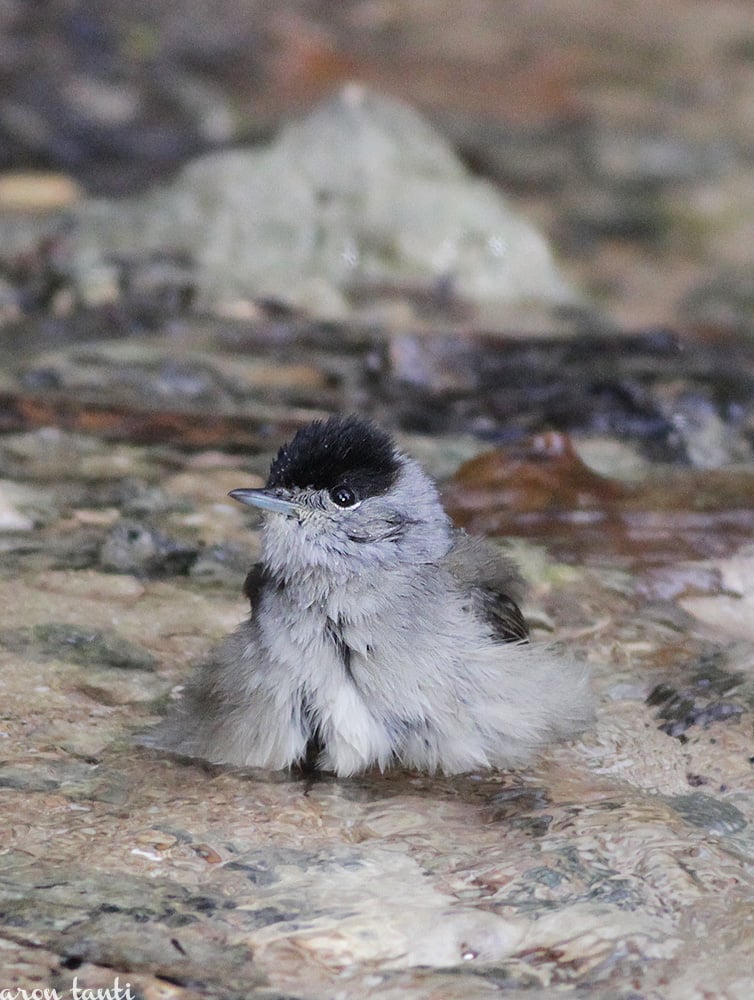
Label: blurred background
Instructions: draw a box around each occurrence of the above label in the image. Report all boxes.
[2,0,754,548]
[2,0,754,330]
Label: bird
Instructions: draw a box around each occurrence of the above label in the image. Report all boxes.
[142,415,592,776]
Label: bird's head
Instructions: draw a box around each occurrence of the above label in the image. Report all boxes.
[230,416,451,582]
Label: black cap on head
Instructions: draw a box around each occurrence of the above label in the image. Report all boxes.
[267,416,401,499]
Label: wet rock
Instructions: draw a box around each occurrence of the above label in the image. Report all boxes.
[488,783,551,822]
[74,669,172,707]
[665,792,747,835]
[0,767,60,792]
[69,86,579,325]
[445,432,754,566]
[648,682,744,737]
[0,621,156,670]
[241,844,529,970]
[646,652,746,738]
[0,757,103,796]
[0,864,264,992]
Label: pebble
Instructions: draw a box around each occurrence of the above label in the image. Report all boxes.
[0,171,82,211]
[75,668,172,706]
[0,481,34,530]
[99,519,198,577]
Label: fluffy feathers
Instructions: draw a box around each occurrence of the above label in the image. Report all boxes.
[142,416,592,775]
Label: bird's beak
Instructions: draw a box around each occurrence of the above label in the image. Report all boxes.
[228,487,301,517]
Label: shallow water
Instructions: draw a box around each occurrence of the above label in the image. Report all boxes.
[1,534,753,997]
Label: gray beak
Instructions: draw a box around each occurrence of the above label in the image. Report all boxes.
[228,488,301,516]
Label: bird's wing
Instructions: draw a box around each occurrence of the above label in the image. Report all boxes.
[471,583,530,644]
[242,561,267,608]
[442,532,530,644]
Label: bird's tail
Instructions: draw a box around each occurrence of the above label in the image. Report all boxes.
[470,642,594,767]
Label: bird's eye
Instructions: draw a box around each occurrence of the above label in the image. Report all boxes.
[330,486,357,507]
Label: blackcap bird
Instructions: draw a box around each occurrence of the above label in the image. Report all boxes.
[143,415,592,775]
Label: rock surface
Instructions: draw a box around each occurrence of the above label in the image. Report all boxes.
[1,394,753,998]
